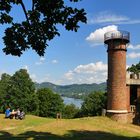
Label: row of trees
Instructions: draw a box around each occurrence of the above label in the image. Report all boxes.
[0,69,64,117]
[0,69,107,118]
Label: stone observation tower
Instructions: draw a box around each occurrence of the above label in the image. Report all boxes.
[104,30,130,122]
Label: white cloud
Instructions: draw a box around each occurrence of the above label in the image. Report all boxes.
[127,52,140,59]
[30,74,37,82]
[74,61,107,74]
[23,65,28,69]
[35,57,46,65]
[128,44,140,50]
[90,14,128,24]
[31,73,51,83]
[64,70,74,80]
[23,65,29,72]
[38,74,51,83]
[63,61,107,84]
[86,25,118,44]
[40,57,45,61]
[51,59,58,64]
[35,62,43,65]
[88,12,140,25]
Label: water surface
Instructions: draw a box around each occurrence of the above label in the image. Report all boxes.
[62,97,83,108]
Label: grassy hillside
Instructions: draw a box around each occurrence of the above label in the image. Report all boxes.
[0,114,140,140]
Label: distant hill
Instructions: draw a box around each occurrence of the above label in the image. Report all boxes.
[35,82,107,99]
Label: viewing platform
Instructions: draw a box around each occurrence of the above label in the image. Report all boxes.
[104,30,130,44]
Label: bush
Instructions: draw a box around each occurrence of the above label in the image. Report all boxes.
[63,104,80,119]
[81,91,107,117]
[37,88,64,118]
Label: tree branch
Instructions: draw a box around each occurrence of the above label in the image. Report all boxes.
[32,0,35,11]
[20,0,30,25]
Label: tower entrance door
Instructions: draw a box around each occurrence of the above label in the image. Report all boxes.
[130,85,140,114]
[130,85,137,106]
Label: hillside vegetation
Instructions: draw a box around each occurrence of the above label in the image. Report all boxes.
[0,114,140,140]
[35,82,106,98]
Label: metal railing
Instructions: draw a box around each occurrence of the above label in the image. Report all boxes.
[130,105,136,113]
[104,30,130,42]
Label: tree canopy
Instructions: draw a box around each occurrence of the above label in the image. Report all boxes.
[0,73,12,111]
[63,104,80,119]
[81,91,107,116]
[0,69,108,118]
[36,88,64,117]
[127,61,140,74]
[0,69,64,117]
[0,0,87,56]
[0,69,38,113]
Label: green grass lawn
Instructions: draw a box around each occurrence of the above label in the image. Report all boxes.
[0,114,140,140]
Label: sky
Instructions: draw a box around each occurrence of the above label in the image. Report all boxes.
[0,0,140,85]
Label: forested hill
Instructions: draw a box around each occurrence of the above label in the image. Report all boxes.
[35,82,107,99]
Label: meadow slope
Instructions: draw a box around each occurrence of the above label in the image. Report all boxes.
[0,114,140,140]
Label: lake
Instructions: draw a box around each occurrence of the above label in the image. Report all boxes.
[62,97,83,108]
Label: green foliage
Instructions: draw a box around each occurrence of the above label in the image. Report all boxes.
[0,0,87,56]
[0,70,65,117]
[9,69,37,113]
[0,69,38,114]
[36,88,64,118]
[24,92,39,115]
[35,82,107,99]
[127,61,140,74]
[0,69,108,119]
[0,73,12,112]
[81,91,107,117]
[62,104,80,119]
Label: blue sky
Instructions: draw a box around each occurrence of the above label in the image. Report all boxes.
[0,0,140,85]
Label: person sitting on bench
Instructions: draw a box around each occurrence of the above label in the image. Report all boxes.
[5,107,17,119]
[5,107,11,118]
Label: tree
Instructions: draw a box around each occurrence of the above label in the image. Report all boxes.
[36,88,64,118]
[63,104,80,119]
[81,91,107,116]
[0,73,12,112]
[0,69,39,114]
[9,69,38,113]
[0,0,87,56]
[127,61,140,74]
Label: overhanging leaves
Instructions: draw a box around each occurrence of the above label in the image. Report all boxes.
[0,0,87,56]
